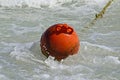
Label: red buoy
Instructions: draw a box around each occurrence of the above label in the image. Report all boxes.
[40,23,80,61]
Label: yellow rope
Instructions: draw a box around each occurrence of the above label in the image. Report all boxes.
[81,0,114,32]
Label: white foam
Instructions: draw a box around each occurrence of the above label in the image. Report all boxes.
[105,56,120,64]
[1,41,34,49]
[44,56,69,69]
[90,31,120,39]
[9,41,40,63]
[33,74,50,79]
[9,24,45,36]
[10,48,35,63]
[85,0,109,6]
[81,41,114,52]
[0,74,9,80]
[0,0,73,8]
[10,49,45,65]
[92,56,120,65]
[0,66,2,69]
[0,0,110,8]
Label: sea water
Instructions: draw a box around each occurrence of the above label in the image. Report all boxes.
[0,0,120,80]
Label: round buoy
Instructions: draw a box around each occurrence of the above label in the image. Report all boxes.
[40,23,80,61]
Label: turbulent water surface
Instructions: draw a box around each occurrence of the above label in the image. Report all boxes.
[0,0,120,80]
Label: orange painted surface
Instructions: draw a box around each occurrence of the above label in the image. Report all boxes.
[40,23,80,61]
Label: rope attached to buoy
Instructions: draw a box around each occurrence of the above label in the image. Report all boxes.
[81,0,114,32]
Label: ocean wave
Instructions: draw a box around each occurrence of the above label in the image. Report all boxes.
[0,0,109,8]
[0,0,76,8]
